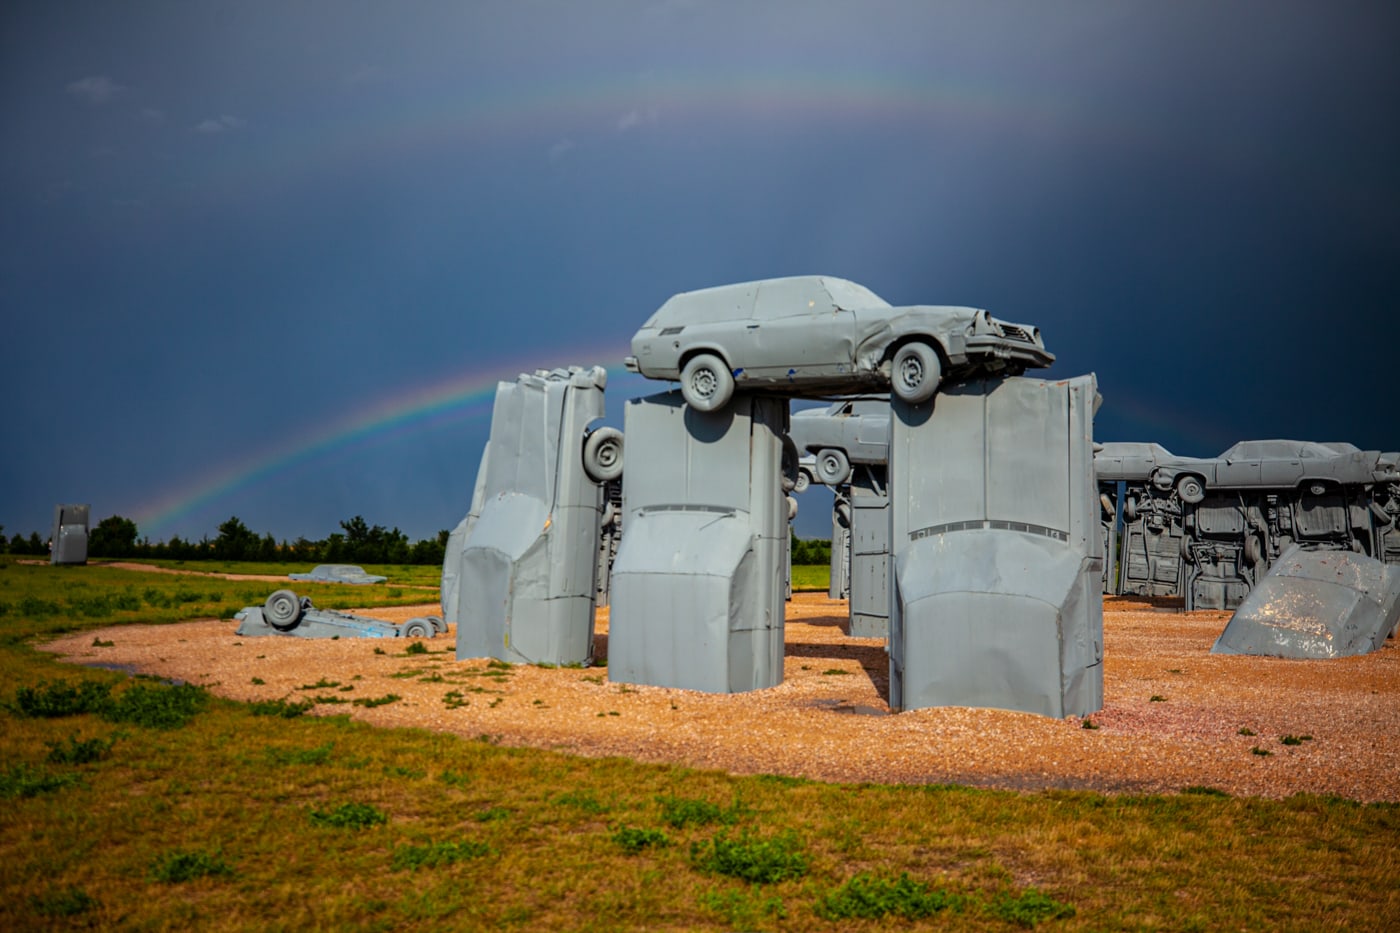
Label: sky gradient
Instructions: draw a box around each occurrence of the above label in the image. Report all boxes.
[3,1,1397,543]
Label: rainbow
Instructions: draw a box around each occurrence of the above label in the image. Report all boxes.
[133,340,638,538]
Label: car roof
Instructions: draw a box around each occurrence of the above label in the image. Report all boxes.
[1219,440,1354,460]
[647,275,889,326]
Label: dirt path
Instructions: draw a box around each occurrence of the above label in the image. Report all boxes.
[40,594,1400,801]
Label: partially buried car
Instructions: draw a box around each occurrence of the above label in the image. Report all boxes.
[624,275,1053,411]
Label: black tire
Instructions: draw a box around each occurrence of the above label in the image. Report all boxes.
[582,427,624,483]
[679,353,734,412]
[780,435,800,493]
[264,589,304,631]
[1176,475,1205,504]
[815,448,851,486]
[403,619,433,639]
[793,468,812,495]
[890,342,941,404]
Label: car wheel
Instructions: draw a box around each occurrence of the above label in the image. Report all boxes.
[1243,534,1264,567]
[1123,497,1138,523]
[1176,475,1205,504]
[815,448,851,486]
[264,589,304,631]
[679,353,734,412]
[1100,493,1114,517]
[786,495,798,522]
[402,618,433,639]
[582,427,624,483]
[835,501,852,529]
[890,342,942,404]
[793,468,812,495]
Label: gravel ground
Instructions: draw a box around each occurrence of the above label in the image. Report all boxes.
[40,594,1400,802]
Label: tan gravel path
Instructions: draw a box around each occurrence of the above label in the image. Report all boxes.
[39,594,1400,801]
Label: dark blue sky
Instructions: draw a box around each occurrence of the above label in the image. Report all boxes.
[3,1,1397,543]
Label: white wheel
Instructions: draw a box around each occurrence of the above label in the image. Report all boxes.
[815,448,851,486]
[891,342,942,404]
[264,589,303,630]
[679,353,734,412]
[793,469,812,495]
[1176,475,1205,504]
[582,427,624,483]
[403,618,433,639]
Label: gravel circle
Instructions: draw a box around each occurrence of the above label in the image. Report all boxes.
[40,594,1400,802]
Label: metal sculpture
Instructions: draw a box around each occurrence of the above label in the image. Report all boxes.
[1213,546,1400,658]
[288,564,387,585]
[50,504,90,565]
[889,376,1103,717]
[235,589,443,639]
[607,391,789,692]
[449,366,619,666]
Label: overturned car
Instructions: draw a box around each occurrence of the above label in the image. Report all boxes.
[235,589,444,640]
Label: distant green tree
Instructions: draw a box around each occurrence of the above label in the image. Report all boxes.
[214,517,257,561]
[28,532,45,555]
[88,515,140,558]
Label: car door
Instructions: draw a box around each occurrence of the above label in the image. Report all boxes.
[742,278,857,382]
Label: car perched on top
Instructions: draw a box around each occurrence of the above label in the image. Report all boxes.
[624,276,1054,411]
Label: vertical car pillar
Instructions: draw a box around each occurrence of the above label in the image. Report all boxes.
[829,492,852,599]
[454,367,615,666]
[608,391,788,693]
[847,466,890,638]
[50,504,90,566]
[888,375,1103,718]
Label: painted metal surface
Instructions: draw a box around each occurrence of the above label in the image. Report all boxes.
[452,366,612,666]
[625,276,1053,409]
[608,391,788,693]
[235,590,443,640]
[828,490,851,600]
[789,398,891,486]
[288,564,387,584]
[441,443,492,624]
[1212,546,1400,658]
[846,465,890,638]
[889,375,1103,718]
[50,504,90,566]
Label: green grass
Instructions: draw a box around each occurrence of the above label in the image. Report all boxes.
[1,555,1398,930]
[790,562,830,591]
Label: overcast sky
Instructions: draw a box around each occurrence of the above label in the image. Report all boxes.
[3,1,1397,543]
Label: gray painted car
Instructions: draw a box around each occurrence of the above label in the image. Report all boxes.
[789,399,891,487]
[288,564,387,585]
[625,276,1053,411]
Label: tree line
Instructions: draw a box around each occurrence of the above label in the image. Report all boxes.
[1,515,450,566]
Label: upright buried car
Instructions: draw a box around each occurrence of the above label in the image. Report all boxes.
[624,276,1053,411]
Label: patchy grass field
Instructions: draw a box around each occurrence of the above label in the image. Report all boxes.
[1,558,1396,930]
[790,563,830,592]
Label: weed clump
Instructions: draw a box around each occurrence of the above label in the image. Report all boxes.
[45,732,119,765]
[308,801,388,829]
[29,886,98,918]
[150,848,235,883]
[690,830,809,883]
[352,693,401,708]
[404,641,429,655]
[103,682,208,729]
[989,887,1076,927]
[249,697,314,718]
[814,872,966,920]
[613,827,670,855]
[391,840,490,870]
[0,763,83,799]
[11,679,112,718]
[657,794,740,829]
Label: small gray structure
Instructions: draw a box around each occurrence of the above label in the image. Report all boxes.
[1212,546,1400,659]
[889,375,1103,718]
[828,491,851,600]
[846,465,891,638]
[50,504,90,565]
[288,564,387,585]
[608,391,789,693]
[236,589,443,639]
[449,366,619,666]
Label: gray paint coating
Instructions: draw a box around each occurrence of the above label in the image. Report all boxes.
[889,375,1103,718]
[625,276,1053,409]
[288,564,387,584]
[235,590,443,640]
[847,465,890,638]
[1212,546,1400,659]
[50,504,90,565]
[607,391,788,693]
[441,442,491,624]
[453,366,611,666]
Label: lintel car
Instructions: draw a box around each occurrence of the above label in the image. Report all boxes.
[789,399,891,488]
[624,276,1053,411]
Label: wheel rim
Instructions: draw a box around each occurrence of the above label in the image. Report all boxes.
[897,354,924,389]
[596,440,619,470]
[689,368,716,400]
